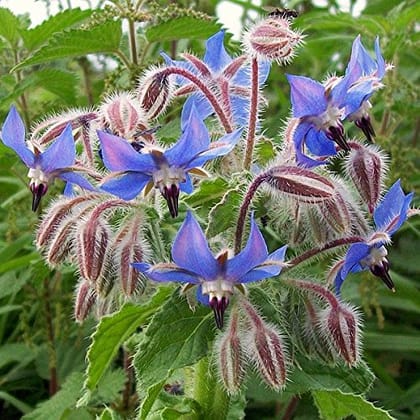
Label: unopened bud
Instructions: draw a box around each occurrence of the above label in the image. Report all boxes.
[243,16,304,65]
[216,310,245,394]
[267,166,335,203]
[317,191,352,234]
[137,67,173,120]
[346,142,387,213]
[74,280,96,323]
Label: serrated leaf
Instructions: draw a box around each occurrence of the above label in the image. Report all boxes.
[13,20,122,71]
[184,177,229,210]
[0,8,22,45]
[21,8,93,51]
[146,16,221,43]
[134,292,215,388]
[81,287,171,398]
[312,390,395,420]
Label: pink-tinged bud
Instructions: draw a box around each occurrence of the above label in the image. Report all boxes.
[112,215,148,296]
[241,300,287,390]
[267,166,335,203]
[243,16,304,65]
[74,280,96,323]
[137,67,173,120]
[99,92,150,140]
[317,192,352,235]
[319,302,361,366]
[346,142,387,213]
[215,310,245,394]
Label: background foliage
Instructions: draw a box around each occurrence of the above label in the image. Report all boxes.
[0,0,418,418]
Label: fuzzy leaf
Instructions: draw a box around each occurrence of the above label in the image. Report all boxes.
[0,8,22,45]
[312,390,395,420]
[21,8,93,51]
[134,292,215,389]
[13,20,122,71]
[146,16,221,43]
[80,287,171,401]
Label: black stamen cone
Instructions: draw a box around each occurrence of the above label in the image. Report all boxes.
[328,126,351,152]
[162,184,179,218]
[355,117,376,143]
[210,296,229,329]
[370,260,395,291]
[31,184,47,212]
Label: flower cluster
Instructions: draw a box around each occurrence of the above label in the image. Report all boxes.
[1,8,416,395]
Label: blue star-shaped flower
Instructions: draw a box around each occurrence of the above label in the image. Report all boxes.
[98,105,242,217]
[162,30,271,129]
[133,211,287,328]
[334,180,414,294]
[1,106,95,211]
[344,35,387,142]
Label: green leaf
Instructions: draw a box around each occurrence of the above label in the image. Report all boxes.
[13,20,122,71]
[80,287,172,400]
[0,8,22,45]
[0,343,34,370]
[134,292,215,388]
[312,390,395,420]
[0,304,21,315]
[0,233,33,262]
[0,391,32,415]
[364,332,420,352]
[0,253,40,274]
[184,177,229,211]
[139,379,169,420]
[146,16,221,42]
[20,8,93,51]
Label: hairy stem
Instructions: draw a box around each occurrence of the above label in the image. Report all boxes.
[243,57,259,170]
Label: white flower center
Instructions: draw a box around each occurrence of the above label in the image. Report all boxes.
[360,245,388,269]
[153,165,186,191]
[310,104,344,131]
[201,278,234,301]
[28,167,50,187]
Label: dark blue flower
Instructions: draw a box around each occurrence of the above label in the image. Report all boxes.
[133,212,287,328]
[98,105,242,217]
[162,30,270,129]
[334,180,413,294]
[1,106,95,211]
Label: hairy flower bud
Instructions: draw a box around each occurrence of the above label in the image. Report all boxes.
[74,280,96,323]
[267,166,335,203]
[346,142,387,213]
[241,300,287,390]
[243,16,304,65]
[317,191,352,235]
[137,67,173,120]
[215,310,245,394]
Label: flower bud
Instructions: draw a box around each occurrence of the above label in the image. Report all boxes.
[346,142,387,213]
[243,16,304,65]
[215,310,245,394]
[267,166,335,203]
[240,300,287,390]
[317,191,352,234]
[74,280,96,323]
[136,67,173,120]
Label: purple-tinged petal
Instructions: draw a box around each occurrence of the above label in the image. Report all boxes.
[305,127,336,156]
[165,105,210,166]
[97,130,156,172]
[287,74,327,117]
[179,173,193,194]
[171,212,219,279]
[59,172,96,191]
[187,128,242,168]
[293,121,328,167]
[374,180,413,234]
[40,124,75,172]
[181,95,214,130]
[1,106,35,167]
[374,37,385,79]
[330,75,351,108]
[203,30,232,73]
[334,267,346,295]
[132,262,200,284]
[344,79,375,117]
[341,242,371,279]
[196,286,210,306]
[101,172,151,200]
[233,59,271,87]
[63,182,74,196]
[226,216,268,280]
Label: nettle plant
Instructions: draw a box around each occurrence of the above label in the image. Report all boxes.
[1,9,418,418]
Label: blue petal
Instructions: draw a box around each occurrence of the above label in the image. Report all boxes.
[63,182,74,196]
[97,130,156,172]
[226,215,268,280]
[1,106,35,167]
[374,37,386,79]
[374,180,413,234]
[344,80,375,117]
[233,59,271,87]
[305,127,337,156]
[287,74,327,117]
[203,30,232,73]
[330,75,351,108]
[160,52,195,85]
[101,172,151,200]
[196,286,210,306]
[59,172,96,191]
[171,212,219,279]
[165,105,210,166]
[132,262,200,284]
[230,96,251,127]
[179,173,193,194]
[187,128,242,168]
[341,243,371,279]
[40,124,75,172]
[334,267,346,295]
[181,95,214,130]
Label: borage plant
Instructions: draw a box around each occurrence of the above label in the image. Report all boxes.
[1,4,418,419]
